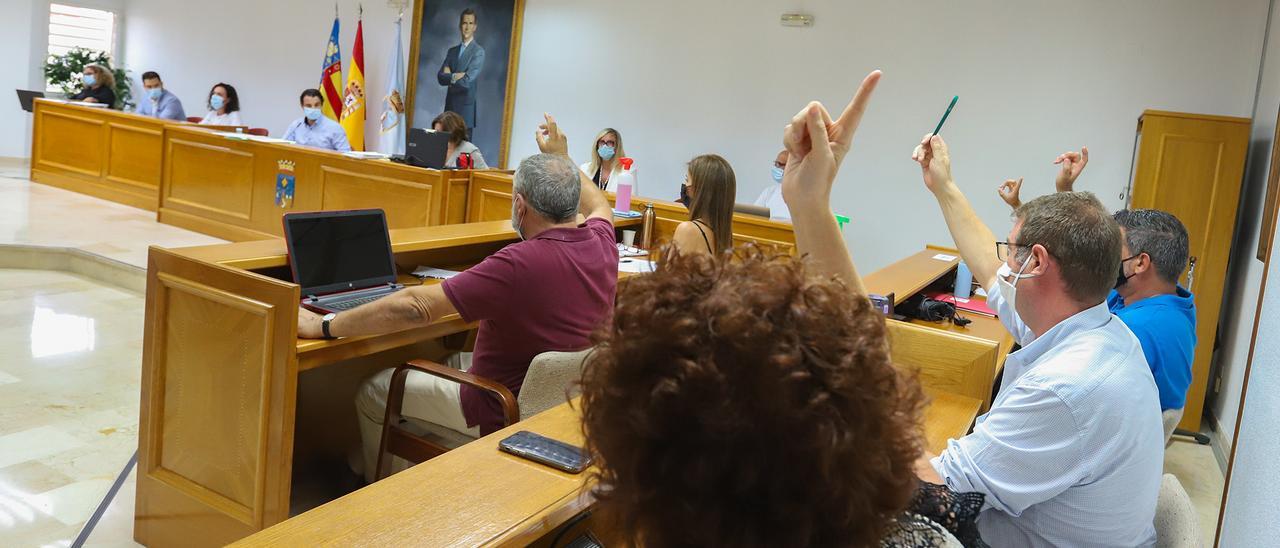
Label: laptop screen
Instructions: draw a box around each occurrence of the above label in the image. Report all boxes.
[284,210,397,296]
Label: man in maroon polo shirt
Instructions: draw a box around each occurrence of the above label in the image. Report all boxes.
[298,114,617,481]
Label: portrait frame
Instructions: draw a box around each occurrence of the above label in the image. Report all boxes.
[406,0,525,169]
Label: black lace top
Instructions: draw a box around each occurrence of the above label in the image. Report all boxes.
[882,481,988,548]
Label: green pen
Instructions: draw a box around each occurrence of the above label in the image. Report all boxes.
[932,95,959,136]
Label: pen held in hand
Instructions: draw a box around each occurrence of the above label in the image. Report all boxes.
[932,95,959,136]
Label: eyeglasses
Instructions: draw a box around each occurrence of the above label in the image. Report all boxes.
[773,161,786,169]
[598,139,617,147]
[995,241,1021,261]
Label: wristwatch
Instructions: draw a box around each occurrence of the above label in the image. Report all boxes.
[321,313,337,339]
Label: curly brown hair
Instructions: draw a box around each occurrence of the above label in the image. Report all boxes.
[580,246,926,547]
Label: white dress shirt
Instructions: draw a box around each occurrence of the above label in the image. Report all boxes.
[931,285,1163,547]
[752,183,791,222]
[200,110,242,126]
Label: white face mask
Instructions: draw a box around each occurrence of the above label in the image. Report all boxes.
[996,254,1038,311]
[511,198,525,241]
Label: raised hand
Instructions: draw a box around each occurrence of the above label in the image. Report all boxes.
[998,177,1024,209]
[1053,146,1088,192]
[535,113,569,156]
[781,70,882,210]
[911,133,953,195]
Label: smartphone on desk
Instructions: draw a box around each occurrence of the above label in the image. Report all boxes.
[498,430,591,474]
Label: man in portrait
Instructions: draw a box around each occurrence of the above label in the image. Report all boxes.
[437,8,485,130]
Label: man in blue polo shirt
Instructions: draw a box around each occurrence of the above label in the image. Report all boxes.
[1108,208,1196,441]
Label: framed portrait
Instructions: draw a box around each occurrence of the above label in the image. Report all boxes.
[1259,105,1280,262]
[407,0,524,169]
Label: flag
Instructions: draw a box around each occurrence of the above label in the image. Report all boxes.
[319,16,343,122]
[340,16,366,150]
[380,16,406,155]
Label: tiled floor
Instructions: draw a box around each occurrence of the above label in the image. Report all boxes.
[0,160,1234,546]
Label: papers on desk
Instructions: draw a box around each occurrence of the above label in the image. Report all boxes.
[613,209,642,218]
[219,133,294,145]
[43,98,109,108]
[617,243,648,258]
[412,266,461,280]
[343,151,391,160]
[618,258,655,274]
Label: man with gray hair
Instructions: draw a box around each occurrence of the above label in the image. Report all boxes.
[912,133,1163,546]
[298,114,616,482]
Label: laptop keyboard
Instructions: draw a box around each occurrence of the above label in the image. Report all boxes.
[326,293,389,311]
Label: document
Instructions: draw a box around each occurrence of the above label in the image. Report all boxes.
[412,266,461,280]
[618,258,655,274]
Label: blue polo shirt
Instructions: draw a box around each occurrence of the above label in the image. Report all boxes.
[1107,287,1197,410]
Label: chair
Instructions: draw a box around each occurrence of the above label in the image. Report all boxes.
[1154,473,1201,548]
[374,349,593,480]
[246,128,269,137]
[185,116,202,123]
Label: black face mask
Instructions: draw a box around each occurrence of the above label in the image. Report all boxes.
[1115,255,1139,289]
[678,183,690,206]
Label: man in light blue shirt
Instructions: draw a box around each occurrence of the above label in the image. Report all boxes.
[135,71,186,121]
[912,135,1163,547]
[283,88,351,152]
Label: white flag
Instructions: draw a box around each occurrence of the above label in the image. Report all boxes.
[379,17,406,155]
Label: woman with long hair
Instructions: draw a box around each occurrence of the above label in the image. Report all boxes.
[579,128,636,193]
[70,63,116,107]
[671,154,736,256]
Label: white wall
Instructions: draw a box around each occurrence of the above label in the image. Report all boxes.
[1211,0,1279,459]
[1218,219,1280,546]
[122,0,413,145]
[0,0,41,158]
[509,0,1268,272]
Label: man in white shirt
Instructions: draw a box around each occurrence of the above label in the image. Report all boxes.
[911,134,1163,546]
[752,150,791,222]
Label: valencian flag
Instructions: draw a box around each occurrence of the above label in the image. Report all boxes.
[340,13,366,150]
[319,15,344,122]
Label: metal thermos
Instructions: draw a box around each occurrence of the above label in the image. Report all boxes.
[640,203,656,249]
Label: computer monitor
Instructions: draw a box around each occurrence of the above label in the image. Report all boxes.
[733,203,770,219]
[282,209,398,296]
[405,127,451,169]
[16,90,45,113]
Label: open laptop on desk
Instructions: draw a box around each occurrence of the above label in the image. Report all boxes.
[733,203,770,219]
[284,209,404,314]
[403,127,451,169]
[16,90,44,112]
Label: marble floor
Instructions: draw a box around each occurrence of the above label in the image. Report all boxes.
[0,159,1235,546]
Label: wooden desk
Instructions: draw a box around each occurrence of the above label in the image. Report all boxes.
[233,389,980,547]
[30,99,171,211]
[158,125,494,241]
[469,172,796,252]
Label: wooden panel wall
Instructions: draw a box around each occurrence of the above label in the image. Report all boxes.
[887,320,999,407]
[30,100,167,210]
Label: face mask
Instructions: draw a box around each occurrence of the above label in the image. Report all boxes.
[996,254,1038,311]
[597,145,615,161]
[304,107,322,121]
[1114,255,1139,289]
[210,95,225,110]
[771,166,785,184]
[678,183,690,206]
[147,88,163,100]
[83,74,97,87]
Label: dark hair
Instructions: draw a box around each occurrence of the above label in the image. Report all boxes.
[431,111,469,145]
[208,82,240,113]
[1014,191,1122,304]
[687,154,737,252]
[1113,209,1190,284]
[581,247,926,548]
[299,88,323,105]
[460,8,476,25]
[141,71,161,82]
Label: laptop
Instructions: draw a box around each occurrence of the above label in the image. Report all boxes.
[283,209,404,314]
[405,127,451,169]
[16,90,45,113]
[733,203,770,219]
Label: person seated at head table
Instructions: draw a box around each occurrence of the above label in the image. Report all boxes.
[200,82,242,126]
[579,128,636,193]
[134,71,186,121]
[577,71,986,547]
[997,149,1196,443]
[751,149,792,222]
[912,133,1163,543]
[296,113,616,483]
[671,154,736,257]
[431,110,488,168]
[283,88,351,152]
[69,63,116,107]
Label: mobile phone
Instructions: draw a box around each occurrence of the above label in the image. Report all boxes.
[498,430,591,474]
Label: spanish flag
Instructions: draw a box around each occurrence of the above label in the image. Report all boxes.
[319,16,343,123]
[340,17,366,151]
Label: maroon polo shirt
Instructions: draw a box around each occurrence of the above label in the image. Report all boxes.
[442,217,618,434]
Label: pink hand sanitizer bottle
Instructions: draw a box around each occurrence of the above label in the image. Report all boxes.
[614,157,635,212]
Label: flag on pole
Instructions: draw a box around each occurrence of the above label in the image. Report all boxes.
[380,15,407,155]
[319,14,344,122]
[340,12,366,150]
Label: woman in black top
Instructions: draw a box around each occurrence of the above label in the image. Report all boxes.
[69,63,116,107]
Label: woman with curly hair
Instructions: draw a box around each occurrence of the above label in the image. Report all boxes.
[579,71,984,547]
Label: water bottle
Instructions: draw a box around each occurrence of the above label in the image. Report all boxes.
[614,157,635,212]
[641,203,656,249]
[954,260,973,299]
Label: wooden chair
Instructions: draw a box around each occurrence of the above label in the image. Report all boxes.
[246,127,269,137]
[374,349,593,480]
[185,116,202,123]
